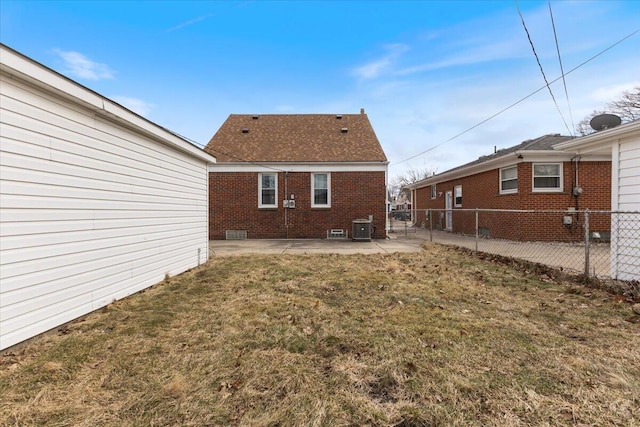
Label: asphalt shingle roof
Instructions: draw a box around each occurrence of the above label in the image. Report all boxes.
[204,113,388,163]
[441,134,575,174]
[407,134,576,188]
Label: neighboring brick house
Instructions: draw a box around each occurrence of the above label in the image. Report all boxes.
[205,111,389,239]
[405,134,612,242]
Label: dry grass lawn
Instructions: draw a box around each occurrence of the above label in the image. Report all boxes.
[1,243,639,426]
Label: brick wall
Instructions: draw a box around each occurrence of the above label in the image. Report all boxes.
[413,161,611,241]
[209,171,387,239]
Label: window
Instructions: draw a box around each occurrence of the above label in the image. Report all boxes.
[454,185,462,207]
[258,173,277,207]
[532,163,562,192]
[500,166,518,194]
[430,184,436,199]
[312,173,330,207]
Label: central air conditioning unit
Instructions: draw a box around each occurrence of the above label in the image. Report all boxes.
[352,219,372,242]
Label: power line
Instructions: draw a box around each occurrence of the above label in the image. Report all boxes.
[516,0,572,135]
[393,28,639,167]
[169,130,288,173]
[549,1,576,136]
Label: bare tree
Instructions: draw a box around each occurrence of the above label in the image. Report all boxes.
[576,86,640,135]
[390,165,437,200]
[607,86,640,122]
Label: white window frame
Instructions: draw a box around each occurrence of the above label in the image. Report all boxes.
[311,173,331,208]
[454,185,462,207]
[532,163,563,193]
[258,172,278,208]
[499,165,518,195]
[430,184,437,199]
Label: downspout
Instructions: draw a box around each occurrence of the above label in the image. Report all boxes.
[572,155,582,229]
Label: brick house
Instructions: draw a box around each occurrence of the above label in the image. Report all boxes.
[205,110,388,239]
[405,134,612,241]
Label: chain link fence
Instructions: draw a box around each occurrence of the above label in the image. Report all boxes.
[388,209,640,282]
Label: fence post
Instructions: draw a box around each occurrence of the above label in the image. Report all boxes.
[584,209,590,278]
[428,209,433,242]
[475,208,479,253]
[404,211,408,236]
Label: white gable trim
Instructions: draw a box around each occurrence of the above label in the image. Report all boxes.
[554,120,640,155]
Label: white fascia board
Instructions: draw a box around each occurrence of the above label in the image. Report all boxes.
[208,162,388,173]
[99,101,216,164]
[520,150,610,162]
[0,44,216,165]
[406,151,563,190]
[515,150,578,162]
[405,150,594,190]
[554,121,640,154]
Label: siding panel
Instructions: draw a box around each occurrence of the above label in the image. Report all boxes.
[613,139,640,280]
[1,60,211,349]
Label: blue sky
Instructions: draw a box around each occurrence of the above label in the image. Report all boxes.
[1,1,638,181]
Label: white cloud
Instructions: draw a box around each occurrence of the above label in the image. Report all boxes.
[111,96,156,117]
[591,82,640,104]
[397,39,526,76]
[344,1,640,182]
[53,49,115,80]
[166,13,216,32]
[351,43,410,79]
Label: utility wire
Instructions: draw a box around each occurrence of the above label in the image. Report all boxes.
[515,0,572,136]
[549,1,576,136]
[170,130,288,173]
[393,28,639,167]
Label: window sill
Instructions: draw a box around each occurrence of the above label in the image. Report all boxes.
[531,189,563,193]
[258,206,278,210]
[311,206,331,209]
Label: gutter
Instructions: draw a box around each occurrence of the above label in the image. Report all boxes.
[553,120,640,153]
[1,43,216,165]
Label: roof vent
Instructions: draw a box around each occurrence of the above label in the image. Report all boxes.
[341,128,348,133]
[252,115,259,120]
[336,114,343,119]
[241,128,249,133]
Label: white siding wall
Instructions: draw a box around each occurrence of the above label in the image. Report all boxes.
[1,75,209,350]
[612,138,640,281]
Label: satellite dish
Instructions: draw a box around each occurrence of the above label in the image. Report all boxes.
[590,114,622,131]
